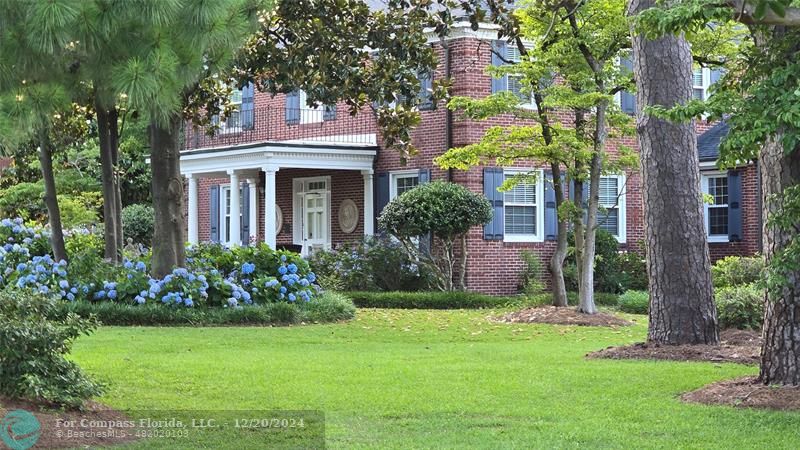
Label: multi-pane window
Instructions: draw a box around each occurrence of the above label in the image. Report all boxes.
[704,174,729,239]
[221,186,244,243]
[390,172,419,200]
[693,68,708,101]
[598,177,621,237]
[504,174,538,237]
[505,46,535,106]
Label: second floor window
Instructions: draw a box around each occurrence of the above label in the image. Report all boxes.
[491,41,536,108]
[702,173,729,242]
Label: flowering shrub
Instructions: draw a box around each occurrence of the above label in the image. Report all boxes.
[0,219,320,308]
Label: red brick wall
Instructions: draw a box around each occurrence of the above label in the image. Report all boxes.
[183,35,760,295]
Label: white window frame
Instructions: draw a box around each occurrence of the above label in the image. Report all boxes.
[219,184,244,244]
[597,174,627,243]
[693,67,711,101]
[389,170,420,200]
[503,169,545,243]
[219,87,243,134]
[503,46,537,109]
[701,171,729,243]
[298,90,324,124]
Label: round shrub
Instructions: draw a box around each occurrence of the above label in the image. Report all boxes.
[712,255,764,289]
[716,284,764,330]
[618,290,649,314]
[122,203,155,246]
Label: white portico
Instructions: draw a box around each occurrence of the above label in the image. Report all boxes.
[182,141,377,254]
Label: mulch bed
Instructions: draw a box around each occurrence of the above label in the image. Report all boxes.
[0,398,139,449]
[681,376,800,410]
[587,329,762,365]
[494,305,633,327]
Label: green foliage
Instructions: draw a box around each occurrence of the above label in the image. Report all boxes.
[55,292,355,326]
[0,290,103,408]
[309,237,433,292]
[618,290,649,314]
[346,291,528,310]
[711,255,765,289]
[379,182,492,240]
[716,284,765,330]
[122,203,155,246]
[519,250,545,296]
[564,229,646,293]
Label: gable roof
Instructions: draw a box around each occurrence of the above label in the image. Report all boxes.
[697,121,729,162]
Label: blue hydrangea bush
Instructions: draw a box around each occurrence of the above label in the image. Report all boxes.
[0,219,320,308]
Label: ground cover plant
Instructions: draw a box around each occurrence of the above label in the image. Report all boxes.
[63,308,800,449]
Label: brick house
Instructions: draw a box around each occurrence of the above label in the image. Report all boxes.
[180,23,760,295]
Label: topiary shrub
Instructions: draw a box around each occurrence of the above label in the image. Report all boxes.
[0,290,104,408]
[378,181,492,291]
[712,255,765,289]
[618,290,649,314]
[122,203,155,246]
[716,284,764,330]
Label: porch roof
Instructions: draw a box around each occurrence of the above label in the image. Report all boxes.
[179,140,378,178]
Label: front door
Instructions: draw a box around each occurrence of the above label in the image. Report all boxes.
[303,192,327,250]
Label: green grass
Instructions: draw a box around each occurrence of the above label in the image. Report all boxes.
[70,309,800,449]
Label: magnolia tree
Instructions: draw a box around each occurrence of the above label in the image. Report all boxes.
[378,182,492,291]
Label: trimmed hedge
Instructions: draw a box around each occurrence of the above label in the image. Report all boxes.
[346,291,529,309]
[55,292,355,326]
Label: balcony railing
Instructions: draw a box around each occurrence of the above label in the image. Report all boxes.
[182,106,378,151]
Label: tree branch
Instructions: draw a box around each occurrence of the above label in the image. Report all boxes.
[728,0,800,26]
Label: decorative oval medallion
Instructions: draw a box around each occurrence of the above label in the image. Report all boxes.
[275,204,283,235]
[338,199,359,233]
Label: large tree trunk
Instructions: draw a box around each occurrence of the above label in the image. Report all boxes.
[758,133,800,384]
[149,116,186,278]
[96,104,121,263]
[629,0,718,345]
[37,130,67,262]
[549,164,569,307]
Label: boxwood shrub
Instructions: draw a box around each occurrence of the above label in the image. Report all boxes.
[716,285,764,330]
[618,290,649,314]
[346,291,528,309]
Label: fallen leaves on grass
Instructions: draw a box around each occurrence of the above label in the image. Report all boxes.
[494,306,633,327]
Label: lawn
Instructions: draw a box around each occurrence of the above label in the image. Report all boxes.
[71,309,800,449]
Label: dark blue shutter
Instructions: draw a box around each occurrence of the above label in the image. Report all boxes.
[241,83,255,130]
[323,104,337,121]
[241,183,250,245]
[728,170,743,242]
[619,57,636,115]
[491,41,507,94]
[710,68,725,85]
[483,167,504,240]
[544,171,557,241]
[417,169,433,254]
[285,90,300,124]
[210,185,220,243]
[418,71,434,111]
[376,172,390,231]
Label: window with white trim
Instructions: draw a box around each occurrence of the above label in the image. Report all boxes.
[598,175,626,242]
[503,171,543,242]
[504,46,536,107]
[389,171,419,200]
[693,67,710,101]
[220,185,244,243]
[702,173,729,242]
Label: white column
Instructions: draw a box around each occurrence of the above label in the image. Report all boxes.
[247,178,257,245]
[187,174,199,245]
[362,169,374,236]
[263,166,278,249]
[228,170,241,246]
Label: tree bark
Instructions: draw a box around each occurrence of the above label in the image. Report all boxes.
[758,132,800,384]
[109,108,124,255]
[96,104,121,263]
[149,116,186,278]
[549,163,569,307]
[458,233,468,291]
[37,129,68,263]
[629,0,719,345]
